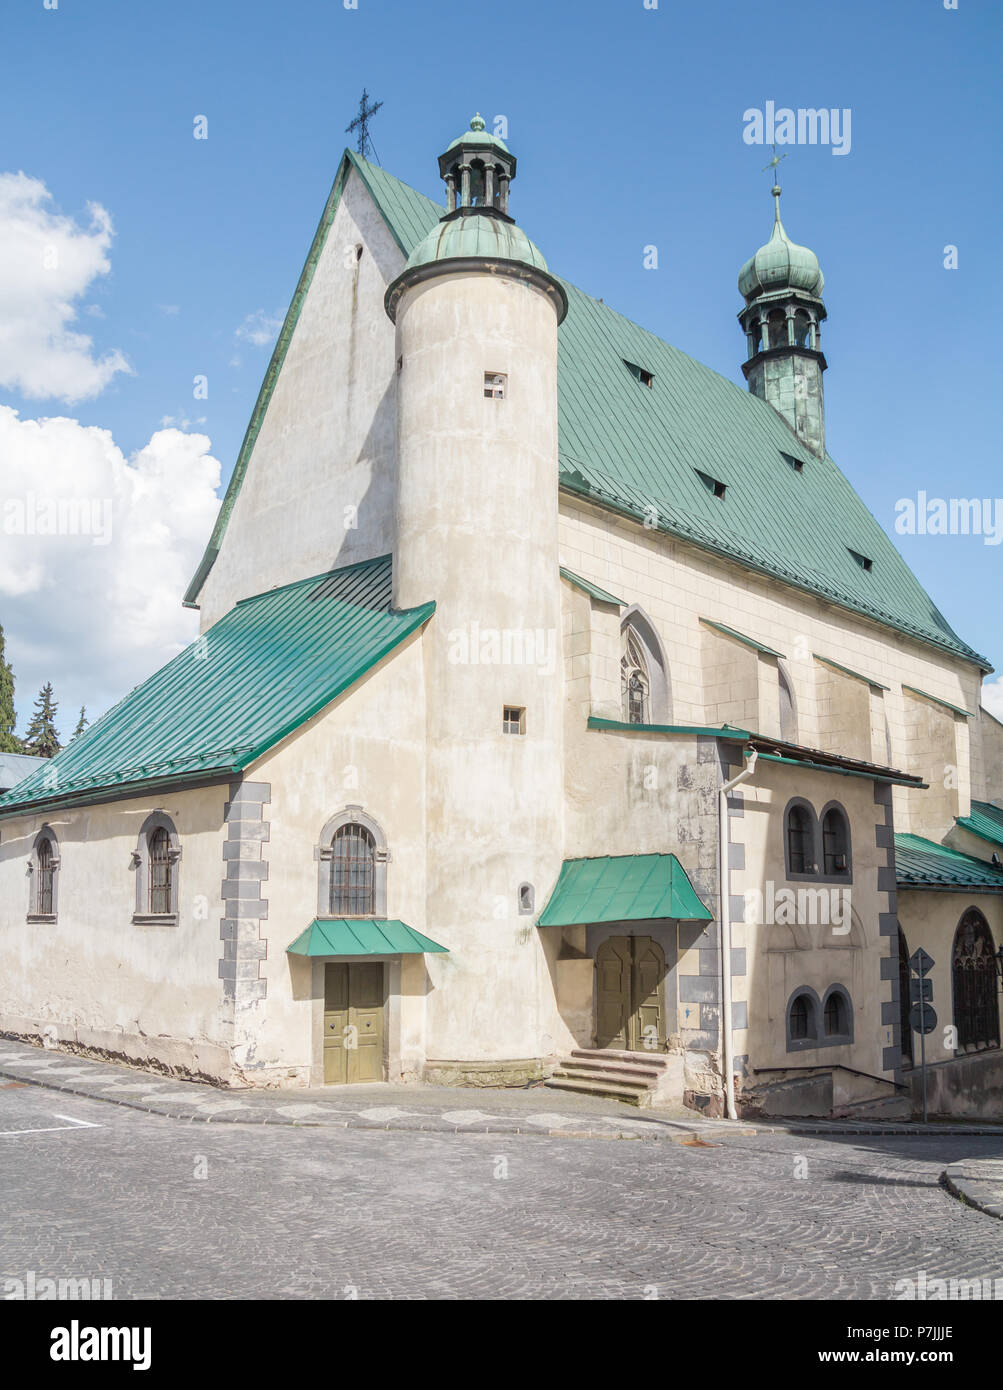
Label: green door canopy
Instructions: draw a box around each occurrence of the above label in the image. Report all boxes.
[538,854,712,927]
[287,918,449,957]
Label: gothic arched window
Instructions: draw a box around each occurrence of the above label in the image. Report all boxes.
[148,828,172,915]
[619,609,671,725]
[822,986,852,1041]
[898,926,913,1065]
[621,627,650,725]
[952,909,1000,1052]
[778,663,798,743]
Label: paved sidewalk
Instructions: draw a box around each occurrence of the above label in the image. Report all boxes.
[0,1038,750,1141]
[4,1037,1003,1141]
[943,1158,1003,1219]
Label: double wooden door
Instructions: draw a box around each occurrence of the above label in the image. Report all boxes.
[323,962,385,1084]
[595,935,667,1052]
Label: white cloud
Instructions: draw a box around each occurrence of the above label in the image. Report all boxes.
[235,308,283,348]
[0,405,221,738]
[981,677,1003,724]
[0,172,132,403]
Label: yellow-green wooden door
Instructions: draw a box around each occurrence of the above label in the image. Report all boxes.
[323,962,385,1084]
[595,936,666,1052]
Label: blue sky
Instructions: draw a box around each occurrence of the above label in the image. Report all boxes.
[1,0,1000,737]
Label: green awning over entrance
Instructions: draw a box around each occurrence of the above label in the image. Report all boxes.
[287,919,449,957]
[538,854,712,927]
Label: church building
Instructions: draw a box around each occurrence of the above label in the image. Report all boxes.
[2,116,1001,1120]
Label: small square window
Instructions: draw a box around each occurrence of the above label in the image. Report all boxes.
[484,372,507,399]
[503,705,526,735]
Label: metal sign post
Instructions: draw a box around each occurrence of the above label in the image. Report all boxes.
[909,948,935,1123]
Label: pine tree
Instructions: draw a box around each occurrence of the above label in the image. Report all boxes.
[23,682,62,759]
[72,706,89,739]
[0,624,23,753]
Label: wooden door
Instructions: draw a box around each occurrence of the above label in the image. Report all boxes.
[595,935,666,1053]
[323,962,385,1084]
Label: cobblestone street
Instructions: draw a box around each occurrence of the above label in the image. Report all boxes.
[2,1080,1001,1300]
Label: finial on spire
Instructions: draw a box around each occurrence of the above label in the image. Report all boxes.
[470,112,486,131]
[762,143,787,220]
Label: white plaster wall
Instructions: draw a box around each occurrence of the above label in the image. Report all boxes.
[0,786,230,1077]
[393,269,567,1064]
[198,169,406,628]
[731,762,891,1083]
[236,633,429,1084]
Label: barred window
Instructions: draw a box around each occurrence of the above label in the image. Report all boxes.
[36,837,55,916]
[149,828,172,915]
[330,824,376,916]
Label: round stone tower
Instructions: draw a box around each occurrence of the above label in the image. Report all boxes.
[385,115,569,1074]
[738,182,828,458]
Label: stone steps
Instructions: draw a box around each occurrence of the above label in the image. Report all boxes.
[547,1048,673,1107]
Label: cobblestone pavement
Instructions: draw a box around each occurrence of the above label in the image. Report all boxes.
[943,1159,1003,1220]
[1,1082,1002,1299]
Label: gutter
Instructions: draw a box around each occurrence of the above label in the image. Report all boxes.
[719,747,758,1121]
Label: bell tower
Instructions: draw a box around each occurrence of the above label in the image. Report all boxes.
[738,180,828,458]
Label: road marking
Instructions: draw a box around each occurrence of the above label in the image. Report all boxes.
[0,1113,102,1136]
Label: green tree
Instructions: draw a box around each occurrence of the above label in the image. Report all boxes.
[72,705,89,739]
[0,624,23,753]
[23,682,62,759]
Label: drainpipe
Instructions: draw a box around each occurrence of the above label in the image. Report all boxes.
[719,747,758,1120]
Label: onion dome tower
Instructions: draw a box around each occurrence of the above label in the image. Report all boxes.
[737,180,828,458]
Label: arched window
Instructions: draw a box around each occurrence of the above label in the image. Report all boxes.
[898,926,913,1065]
[331,824,375,916]
[793,312,811,349]
[778,663,798,743]
[786,987,820,1050]
[316,808,389,918]
[28,827,60,922]
[785,800,816,877]
[621,627,649,724]
[768,310,787,349]
[821,804,851,878]
[620,609,671,724]
[149,828,172,915]
[132,813,181,924]
[952,909,1000,1052]
[822,985,853,1042]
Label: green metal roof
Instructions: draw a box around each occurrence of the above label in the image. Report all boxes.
[587,715,751,740]
[538,854,712,927]
[700,618,785,659]
[559,567,625,607]
[895,833,1003,892]
[955,800,1003,851]
[902,685,972,720]
[287,918,448,956]
[813,653,890,691]
[0,556,433,818]
[183,153,989,674]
